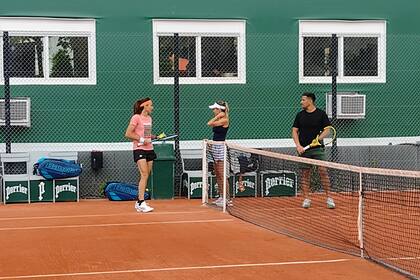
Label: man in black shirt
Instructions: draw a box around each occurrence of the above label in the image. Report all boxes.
[292,92,335,209]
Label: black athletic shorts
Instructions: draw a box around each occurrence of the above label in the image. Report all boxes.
[133,149,157,162]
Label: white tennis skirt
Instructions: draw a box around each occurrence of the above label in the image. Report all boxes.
[212,143,225,161]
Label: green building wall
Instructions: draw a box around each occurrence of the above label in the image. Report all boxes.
[1,0,420,144]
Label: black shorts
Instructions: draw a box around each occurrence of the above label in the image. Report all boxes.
[298,147,326,169]
[133,149,157,162]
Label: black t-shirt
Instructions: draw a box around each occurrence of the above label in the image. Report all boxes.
[293,108,331,147]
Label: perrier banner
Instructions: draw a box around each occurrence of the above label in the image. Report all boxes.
[54,179,78,202]
[233,173,257,197]
[3,180,29,203]
[210,176,234,198]
[261,171,297,197]
[30,180,54,202]
[188,176,210,199]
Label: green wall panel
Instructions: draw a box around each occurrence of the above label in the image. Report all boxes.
[1,0,420,143]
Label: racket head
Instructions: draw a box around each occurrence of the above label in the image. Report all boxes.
[321,126,336,146]
[152,134,178,142]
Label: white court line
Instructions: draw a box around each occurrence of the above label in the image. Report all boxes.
[0,219,234,231]
[0,211,211,222]
[0,259,352,279]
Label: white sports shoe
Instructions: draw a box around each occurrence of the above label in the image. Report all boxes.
[135,201,154,213]
[212,197,223,205]
[215,197,233,207]
[302,198,311,209]
[326,197,336,209]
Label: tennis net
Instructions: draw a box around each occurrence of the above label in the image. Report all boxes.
[202,141,420,279]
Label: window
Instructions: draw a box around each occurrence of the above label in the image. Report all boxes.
[299,20,386,83]
[153,20,246,84]
[0,18,96,85]
[159,36,196,78]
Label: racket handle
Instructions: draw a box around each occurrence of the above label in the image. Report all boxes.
[137,137,153,146]
[303,137,321,151]
[137,137,145,147]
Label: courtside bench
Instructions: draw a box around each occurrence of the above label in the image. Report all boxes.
[181,149,213,199]
[29,151,80,202]
[1,152,31,204]
[0,151,80,204]
[181,149,259,199]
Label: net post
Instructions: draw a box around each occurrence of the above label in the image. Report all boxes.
[330,33,338,162]
[357,170,364,258]
[202,139,208,205]
[222,142,227,213]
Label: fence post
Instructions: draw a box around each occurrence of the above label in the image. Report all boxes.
[3,31,12,153]
[173,33,183,193]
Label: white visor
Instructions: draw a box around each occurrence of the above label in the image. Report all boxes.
[209,102,225,110]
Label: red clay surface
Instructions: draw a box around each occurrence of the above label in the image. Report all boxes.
[0,199,407,280]
[228,194,420,278]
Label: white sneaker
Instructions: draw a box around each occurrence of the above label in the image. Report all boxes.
[326,197,335,209]
[135,201,154,213]
[215,197,233,207]
[212,197,223,205]
[302,198,311,209]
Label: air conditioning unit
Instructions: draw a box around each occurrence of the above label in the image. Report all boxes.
[326,92,365,119]
[0,98,31,127]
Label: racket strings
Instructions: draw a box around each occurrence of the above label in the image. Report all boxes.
[320,127,336,146]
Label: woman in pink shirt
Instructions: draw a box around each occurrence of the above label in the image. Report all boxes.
[125,98,156,213]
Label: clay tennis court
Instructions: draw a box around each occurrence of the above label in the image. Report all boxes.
[0,199,407,280]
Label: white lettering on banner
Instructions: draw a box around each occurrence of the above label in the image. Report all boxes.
[190,182,203,195]
[6,184,28,199]
[38,182,46,201]
[265,174,294,196]
[235,179,255,193]
[55,183,77,198]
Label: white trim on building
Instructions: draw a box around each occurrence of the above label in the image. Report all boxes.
[152,19,246,85]
[299,20,386,84]
[0,17,96,85]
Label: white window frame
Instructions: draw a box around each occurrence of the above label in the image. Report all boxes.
[299,20,386,84]
[0,17,96,85]
[153,19,246,85]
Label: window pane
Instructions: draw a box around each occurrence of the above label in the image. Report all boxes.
[344,37,378,76]
[159,36,196,77]
[201,37,238,77]
[303,37,332,77]
[9,36,44,78]
[49,37,89,78]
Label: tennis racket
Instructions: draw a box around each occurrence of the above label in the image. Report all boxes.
[152,133,177,142]
[137,133,178,146]
[303,126,336,151]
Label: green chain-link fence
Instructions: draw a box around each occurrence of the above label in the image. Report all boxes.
[1,32,420,198]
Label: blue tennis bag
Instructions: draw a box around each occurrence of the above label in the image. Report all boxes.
[33,158,82,180]
[104,181,150,201]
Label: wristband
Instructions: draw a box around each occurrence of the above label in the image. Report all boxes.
[139,137,145,145]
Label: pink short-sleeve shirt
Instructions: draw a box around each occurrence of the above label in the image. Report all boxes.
[130,114,153,150]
